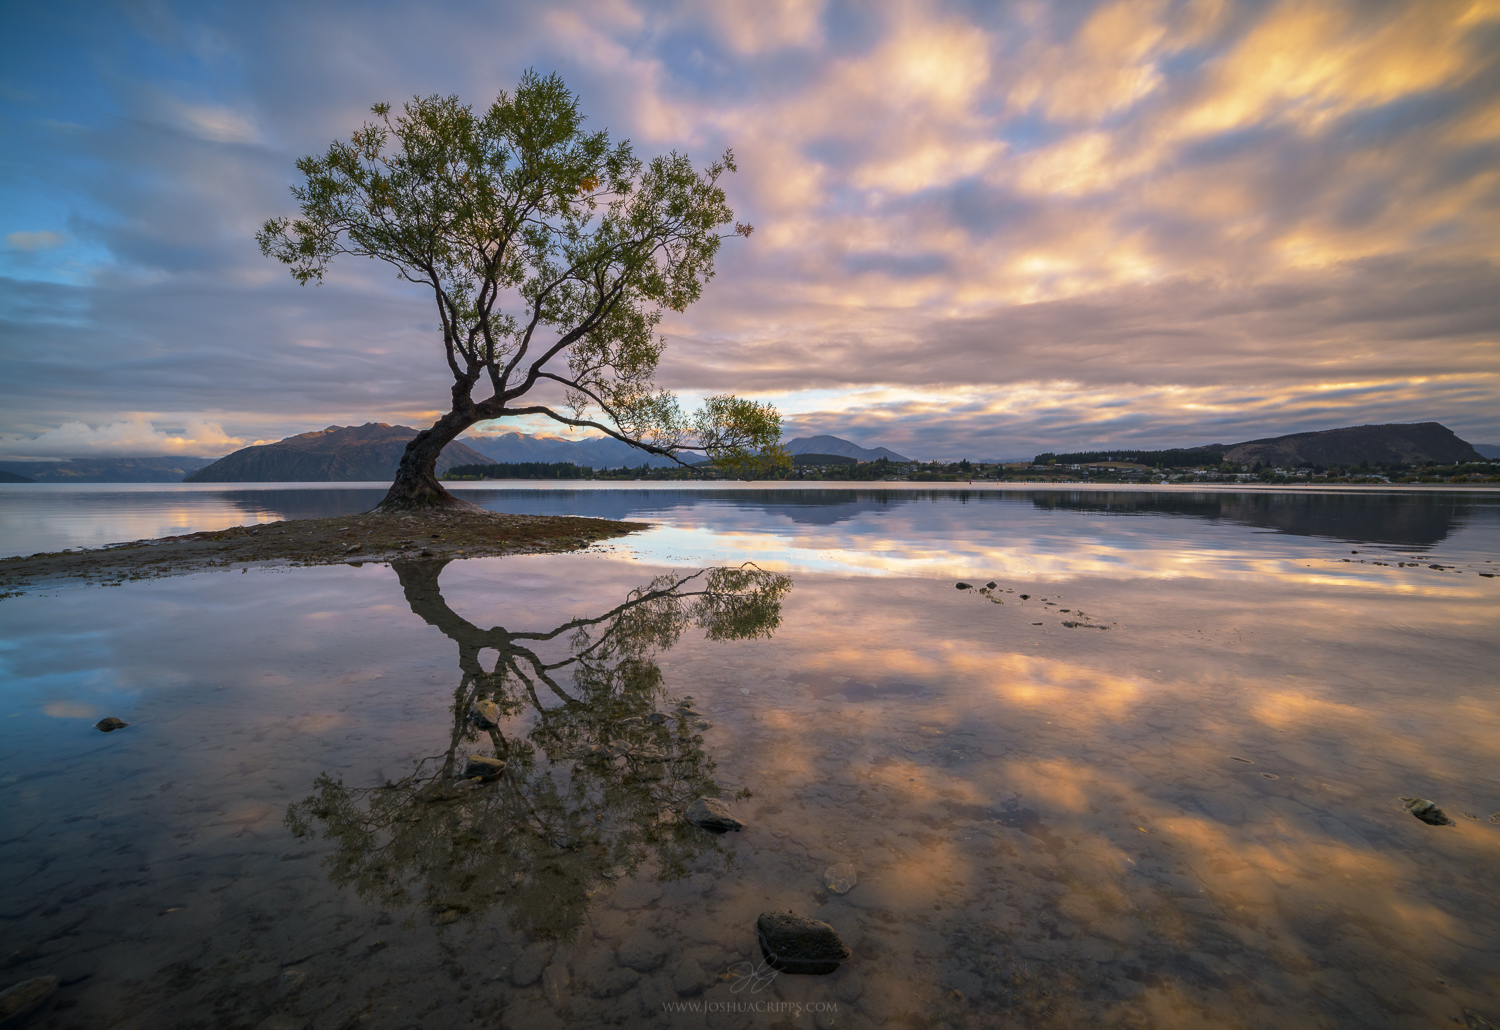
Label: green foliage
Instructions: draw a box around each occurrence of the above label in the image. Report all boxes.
[787,455,907,480]
[256,71,779,478]
[690,395,791,479]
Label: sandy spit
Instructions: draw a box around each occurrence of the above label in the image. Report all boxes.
[0,509,647,594]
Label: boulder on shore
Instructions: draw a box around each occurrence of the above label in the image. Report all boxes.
[756,911,850,974]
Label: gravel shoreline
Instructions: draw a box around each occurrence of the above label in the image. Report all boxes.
[0,509,646,594]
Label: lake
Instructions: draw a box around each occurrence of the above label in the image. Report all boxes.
[1,484,1498,1029]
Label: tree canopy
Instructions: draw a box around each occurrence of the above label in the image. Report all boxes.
[258,71,786,506]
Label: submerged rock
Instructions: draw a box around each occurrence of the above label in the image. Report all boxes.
[645,712,667,726]
[671,957,710,996]
[95,717,128,732]
[823,863,858,895]
[617,933,669,972]
[1401,797,1454,826]
[469,699,500,729]
[756,911,851,974]
[463,755,506,779]
[0,975,57,1022]
[509,942,554,988]
[684,796,743,833]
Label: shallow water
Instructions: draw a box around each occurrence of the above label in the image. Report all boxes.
[2,487,1499,1028]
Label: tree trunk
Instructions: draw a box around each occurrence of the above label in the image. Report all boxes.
[375,410,481,512]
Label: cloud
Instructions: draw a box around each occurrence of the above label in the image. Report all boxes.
[153,96,263,145]
[6,231,66,250]
[701,0,824,54]
[0,418,247,458]
[0,0,1496,455]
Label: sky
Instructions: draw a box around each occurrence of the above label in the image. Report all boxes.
[1,0,1498,461]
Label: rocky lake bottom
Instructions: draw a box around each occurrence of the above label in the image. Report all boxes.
[1,485,1498,1029]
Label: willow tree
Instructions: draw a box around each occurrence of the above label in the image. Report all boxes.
[258,72,786,509]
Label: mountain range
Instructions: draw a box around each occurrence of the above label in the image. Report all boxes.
[184,424,492,482]
[1,423,1491,483]
[0,456,217,483]
[783,435,911,462]
[461,431,912,466]
[461,431,681,468]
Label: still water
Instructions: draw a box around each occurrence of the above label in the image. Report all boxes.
[1,485,1498,1029]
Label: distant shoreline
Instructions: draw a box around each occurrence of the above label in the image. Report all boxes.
[2,480,1498,493]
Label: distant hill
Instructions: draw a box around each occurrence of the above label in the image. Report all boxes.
[0,456,216,483]
[1475,443,1500,459]
[1036,422,1485,469]
[461,431,680,469]
[784,435,911,462]
[185,424,493,482]
[0,469,37,483]
[1219,422,1481,466]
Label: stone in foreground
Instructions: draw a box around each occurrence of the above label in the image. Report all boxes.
[684,796,743,833]
[469,699,500,729]
[463,755,506,779]
[95,717,128,732]
[1401,797,1454,826]
[0,975,58,1022]
[823,862,858,895]
[756,910,850,974]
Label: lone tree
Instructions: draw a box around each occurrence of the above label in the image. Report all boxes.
[258,71,785,509]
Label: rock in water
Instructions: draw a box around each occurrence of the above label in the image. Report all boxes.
[0,975,58,1022]
[823,863,858,895]
[469,699,500,729]
[1401,797,1455,826]
[95,717,128,732]
[756,911,851,974]
[463,755,506,779]
[684,797,743,833]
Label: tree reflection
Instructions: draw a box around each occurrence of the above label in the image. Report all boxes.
[284,560,791,940]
